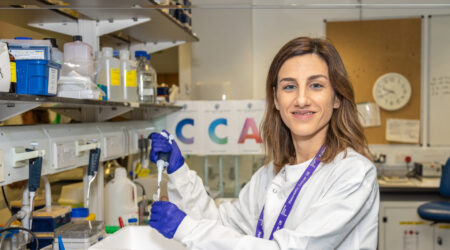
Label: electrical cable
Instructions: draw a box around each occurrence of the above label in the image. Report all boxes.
[0,227,39,250]
[1,186,12,214]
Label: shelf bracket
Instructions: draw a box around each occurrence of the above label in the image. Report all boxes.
[131,41,186,54]
[98,106,133,121]
[0,102,40,122]
[28,18,151,53]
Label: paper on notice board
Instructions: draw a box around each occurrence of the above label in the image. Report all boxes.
[357,102,381,127]
[386,119,420,143]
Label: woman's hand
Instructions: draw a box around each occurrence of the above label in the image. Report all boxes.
[149,130,185,174]
[149,201,186,239]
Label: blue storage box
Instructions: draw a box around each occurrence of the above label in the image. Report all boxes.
[16,60,61,96]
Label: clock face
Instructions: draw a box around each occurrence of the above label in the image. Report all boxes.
[372,73,412,111]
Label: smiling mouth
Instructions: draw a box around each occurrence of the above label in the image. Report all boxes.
[291,111,316,120]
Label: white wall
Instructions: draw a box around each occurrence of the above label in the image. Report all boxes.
[191,9,253,100]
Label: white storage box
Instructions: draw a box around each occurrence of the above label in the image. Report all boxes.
[89,226,187,250]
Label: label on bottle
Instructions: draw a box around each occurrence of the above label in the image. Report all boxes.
[47,67,58,95]
[10,62,16,83]
[126,70,137,87]
[110,68,121,86]
[142,88,154,95]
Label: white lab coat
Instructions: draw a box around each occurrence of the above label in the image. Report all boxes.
[168,148,379,250]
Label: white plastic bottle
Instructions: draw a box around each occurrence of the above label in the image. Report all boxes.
[135,51,157,103]
[104,168,138,226]
[63,35,94,79]
[119,50,138,102]
[96,47,122,101]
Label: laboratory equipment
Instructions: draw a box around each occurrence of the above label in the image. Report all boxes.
[96,47,122,101]
[119,50,138,102]
[104,168,138,226]
[156,152,169,201]
[0,41,11,92]
[414,161,443,178]
[86,146,101,209]
[53,221,105,250]
[135,51,157,103]
[31,206,72,249]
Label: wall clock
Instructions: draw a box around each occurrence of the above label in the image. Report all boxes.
[372,72,412,111]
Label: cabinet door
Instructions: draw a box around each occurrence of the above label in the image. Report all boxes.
[381,206,434,250]
[434,224,450,250]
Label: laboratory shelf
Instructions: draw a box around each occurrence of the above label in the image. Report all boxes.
[0,0,198,44]
[0,92,182,122]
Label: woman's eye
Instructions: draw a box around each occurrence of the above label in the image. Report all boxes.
[310,83,323,89]
[282,84,296,90]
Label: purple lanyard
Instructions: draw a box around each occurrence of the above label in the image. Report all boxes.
[255,145,325,240]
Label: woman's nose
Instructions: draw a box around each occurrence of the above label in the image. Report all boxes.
[295,87,310,107]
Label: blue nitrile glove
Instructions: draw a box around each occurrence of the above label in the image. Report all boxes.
[149,201,186,239]
[149,130,185,174]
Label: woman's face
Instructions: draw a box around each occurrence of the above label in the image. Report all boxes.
[274,54,340,141]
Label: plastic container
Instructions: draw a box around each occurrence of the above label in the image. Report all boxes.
[119,50,138,102]
[127,218,138,226]
[1,37,51,60]
[104,168,138,226]
[96,47,122,101]
[44,38,64,65]
[58,182,84,208]
[71,207,89,222]
[53,221,105,250]
[62,35,94,79]
[0,41,11,92]
[15,59,61,96]
[136,51,157,103]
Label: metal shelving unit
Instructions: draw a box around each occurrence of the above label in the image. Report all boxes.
[0,93,181,122]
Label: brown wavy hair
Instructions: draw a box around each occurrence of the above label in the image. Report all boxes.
[261,37,372,174]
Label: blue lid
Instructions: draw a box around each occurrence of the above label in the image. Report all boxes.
[135,50,147,58]
[128,218,138,223]
[71,208,89,218]
[113,50,119,57]
[15,37,32,40]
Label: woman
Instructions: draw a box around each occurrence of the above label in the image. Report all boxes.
[149,37,379,249]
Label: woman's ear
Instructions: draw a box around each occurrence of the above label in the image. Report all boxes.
[333,95,341,109]
[273,87,279,110]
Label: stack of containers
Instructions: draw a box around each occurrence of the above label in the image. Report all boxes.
[119,50,138,103]
[96,47,122,101]
[1,37,61,96]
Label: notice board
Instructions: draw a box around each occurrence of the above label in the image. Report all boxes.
[429,15,450,146]
[326,18,422,144]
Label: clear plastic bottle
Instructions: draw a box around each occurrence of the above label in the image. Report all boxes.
[96,47,122,101]
[63,35,94,79]
[119,50,138,102]
[135,51,157,103]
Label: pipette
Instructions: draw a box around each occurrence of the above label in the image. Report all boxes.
[86,147,101,209]
[155,152,169,201]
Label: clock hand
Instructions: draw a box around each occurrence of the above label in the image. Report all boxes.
[382,87,395,94]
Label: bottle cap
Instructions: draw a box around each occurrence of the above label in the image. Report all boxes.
[128,218,138,223]
[135,50,147,58]
[73,35,83,42]
[14,37,32,40]
[102,47,113,57]
[119,50,129,60]
[71,208,89,218]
